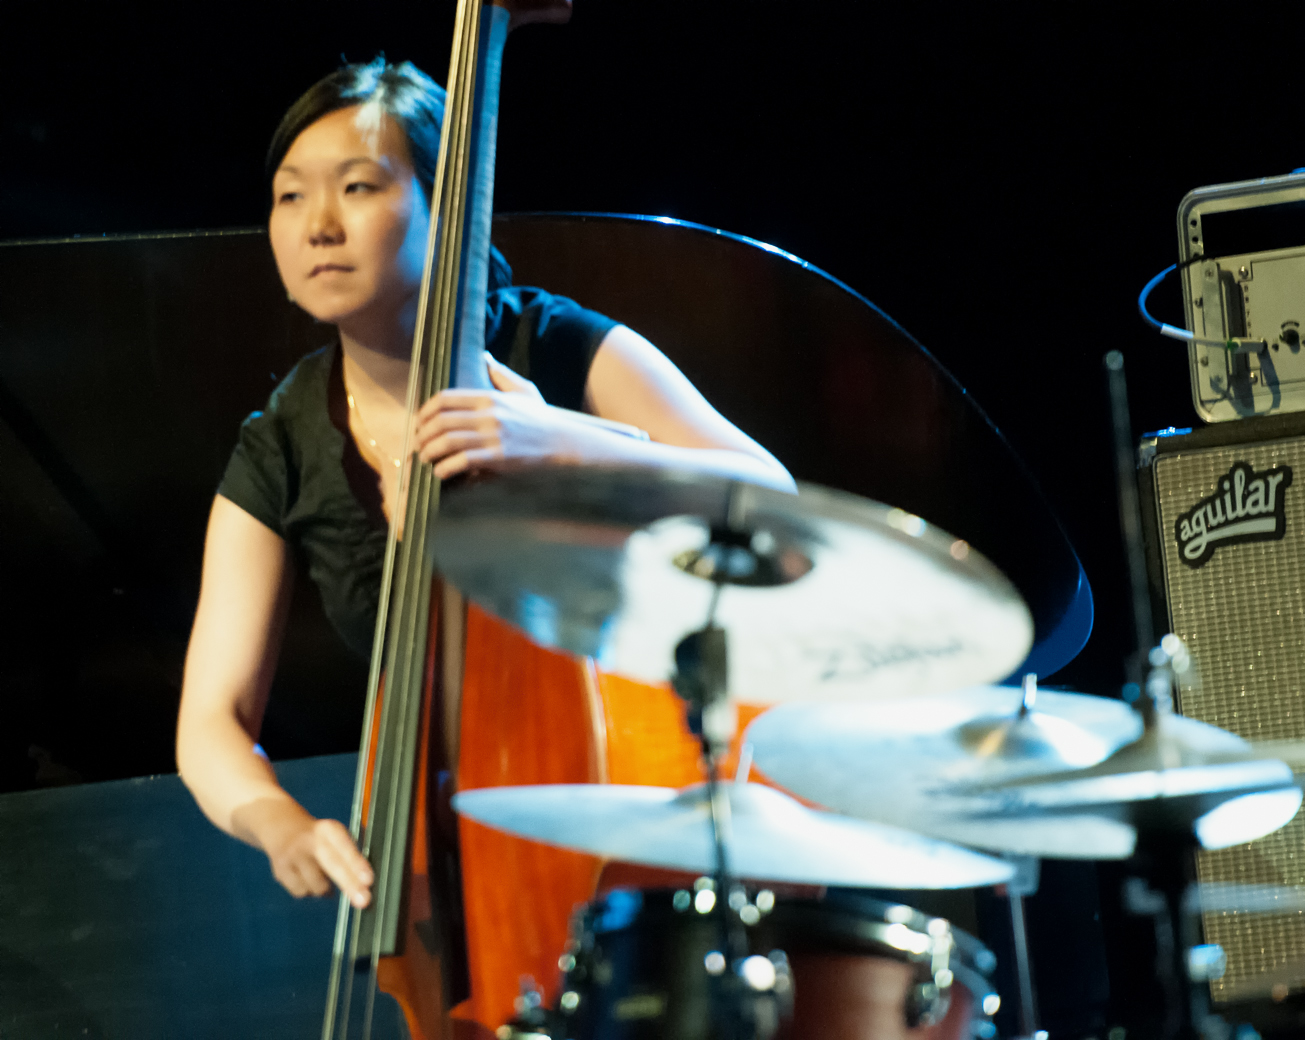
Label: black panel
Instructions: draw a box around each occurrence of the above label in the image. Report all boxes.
[491,214,1092,679]
[0,231,368,791]
[0,753,404,1039]
[0,217,1092,791]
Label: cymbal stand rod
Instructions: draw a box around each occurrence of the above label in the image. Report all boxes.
[670,502,789,1040]
[1123,831,1206,1040]
[1125,655,1216,1040]
[703,751,747,959]
[1004,856,1043,1040]
[1104,350,1155,696]
[674,596,771,1040]
[735,742,753,784]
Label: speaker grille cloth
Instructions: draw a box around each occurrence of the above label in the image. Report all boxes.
[1155,438,1305,1003]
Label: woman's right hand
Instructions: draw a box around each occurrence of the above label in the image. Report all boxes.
[236,796,375,908]
[179,498,375,910]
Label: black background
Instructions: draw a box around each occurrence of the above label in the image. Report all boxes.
[4,3,1305,1035]
[6,0,1304,700]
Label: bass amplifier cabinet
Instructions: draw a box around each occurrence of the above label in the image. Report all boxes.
[1140,412,1305,1004]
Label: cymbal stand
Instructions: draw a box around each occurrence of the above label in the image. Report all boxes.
[1002,855,1046,1040]
[1104,352,1227,1040]
[672,536,789,1040]
[1120,645,1236,1040]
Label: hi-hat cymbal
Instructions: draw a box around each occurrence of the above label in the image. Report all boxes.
[973,712,1302,850]
[746,687,1147,859]
[452,781,1016,890]
[748,696,1301,858]
[434,468,1033,703]
[1189,881,1305,915]
[1248,739,1305,772]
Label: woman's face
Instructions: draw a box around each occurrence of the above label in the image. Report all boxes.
[269,105,430,334]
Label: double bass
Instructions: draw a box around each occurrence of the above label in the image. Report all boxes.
[321,3,716,1037]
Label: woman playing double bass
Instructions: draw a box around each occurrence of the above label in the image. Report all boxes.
[175,57,791,910]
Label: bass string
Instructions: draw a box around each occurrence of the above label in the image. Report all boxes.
[369,0,500,1015]
[362,0,486,1031]
[322,0,484,1037]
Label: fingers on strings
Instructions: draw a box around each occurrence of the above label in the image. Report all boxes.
[315,820,374,908]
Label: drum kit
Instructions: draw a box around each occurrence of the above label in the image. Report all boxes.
[434,467,1305,1040]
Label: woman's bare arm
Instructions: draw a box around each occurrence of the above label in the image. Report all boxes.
[176,494,373,906]
[583,324,794,489]
[416,325,796,491]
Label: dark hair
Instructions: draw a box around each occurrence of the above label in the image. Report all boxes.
[267,57,446,200]
[268,57,513,290]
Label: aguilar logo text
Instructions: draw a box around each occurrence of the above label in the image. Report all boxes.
[1175,461,1292,568]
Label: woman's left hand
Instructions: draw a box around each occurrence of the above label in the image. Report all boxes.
[415,354,581,479]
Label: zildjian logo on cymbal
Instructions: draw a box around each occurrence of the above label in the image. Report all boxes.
[1175,460,1292,568]
[805,637,966,681]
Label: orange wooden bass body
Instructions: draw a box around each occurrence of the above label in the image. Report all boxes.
[375,595,766,1039]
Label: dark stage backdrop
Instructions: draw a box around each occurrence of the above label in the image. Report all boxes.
[5,0,1303,701]
[3,3,1305,1037]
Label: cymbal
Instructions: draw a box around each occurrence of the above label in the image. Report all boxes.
[1248,738,1305,772]
[745,688,1147,859]
[452,781,1016,890]
[1189,881,1305,915]
[747,696,1301,857]
[434,468,1033,703]
[974,712,1301,849]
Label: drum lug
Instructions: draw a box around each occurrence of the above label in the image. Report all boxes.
[906,980,952,1029]
[499,976,563,1040]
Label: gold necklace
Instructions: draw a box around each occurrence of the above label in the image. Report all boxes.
[346,391,404,470]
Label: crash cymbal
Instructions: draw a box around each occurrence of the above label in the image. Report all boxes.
[452,781,1016,890]
[747,696,1301,858]
[434,468,1033,703]
[745,686,1147,859]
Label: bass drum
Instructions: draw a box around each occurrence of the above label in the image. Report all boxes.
[551,888,998,1040]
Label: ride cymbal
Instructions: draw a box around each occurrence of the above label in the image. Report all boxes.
[433,468,1033,703]
[452,781,1015,890]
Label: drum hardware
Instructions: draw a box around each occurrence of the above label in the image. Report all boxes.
[1101,349,1270,1040]
[667,588,784,1040]
[524,887,997,1040]
[498,977,556,1040]
[635,516,789,1040]
[432,468,1035,705]
[999,856,1046,1040]
[668,522,797,1040]
[1167,881,1305,1004]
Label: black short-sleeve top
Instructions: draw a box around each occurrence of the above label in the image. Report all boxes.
[217,286,618,659]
